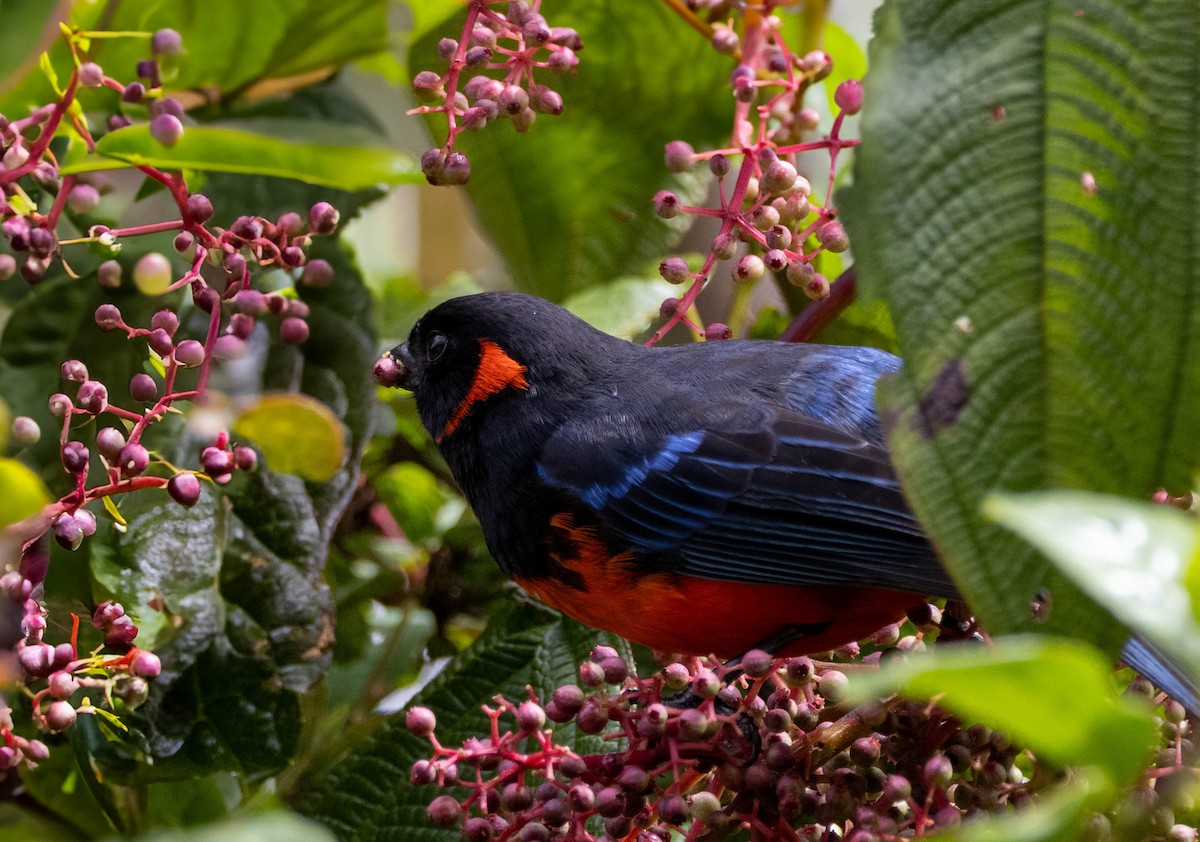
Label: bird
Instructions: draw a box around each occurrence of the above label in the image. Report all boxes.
[376,291,1197,709]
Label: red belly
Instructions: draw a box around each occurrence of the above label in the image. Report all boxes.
[516,571,922,658]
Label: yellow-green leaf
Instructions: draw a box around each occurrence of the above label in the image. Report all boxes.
[0,457,52,529]
[233,393,345,482]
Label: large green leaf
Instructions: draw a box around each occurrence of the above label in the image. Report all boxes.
[125,811,337,842]
[0,0,59,98]
[61,121,417,191]
[82,0,389,99]
[296,601,629,841]
[409,2,730,301]
[840,0,1200,641]
[0,0,388,123]
[987,491,1200,680]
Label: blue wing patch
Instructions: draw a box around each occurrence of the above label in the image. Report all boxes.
[537,430,704,510]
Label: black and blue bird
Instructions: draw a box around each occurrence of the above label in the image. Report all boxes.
[377,291,1197,710]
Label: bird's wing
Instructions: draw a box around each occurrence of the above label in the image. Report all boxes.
[536,404,959,598]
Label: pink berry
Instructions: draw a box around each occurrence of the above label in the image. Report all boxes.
[75,380,109,414]
[167,472,202,507]
[149,113,184,147]
[117,442,150,477]
[308,202,339,234]
[834,79,863,115]
[79,62,104,87]
[406,706,437,737]
[659,257,691,285]
[67,183,101,213]
[97,259,122,288]
[45,700,77,732]
[130,373,158,402]
[151,28,183,56]
[280,317,309,344]
[95,303,123,330]
[131,649,161,678]
[60,359,88,382]
[174,339,205,367]
[186,193,213,223]
[301,258,333,287]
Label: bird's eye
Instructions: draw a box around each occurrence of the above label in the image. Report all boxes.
[426,332,448,362]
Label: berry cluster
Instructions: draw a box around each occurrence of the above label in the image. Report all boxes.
[647,3,862,344]
[409,616,1200,841]
[0,564,163,779]
[2,24,341,770]
[411,0,582,185]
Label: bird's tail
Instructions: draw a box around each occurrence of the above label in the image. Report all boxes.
[1120,634,1200,715]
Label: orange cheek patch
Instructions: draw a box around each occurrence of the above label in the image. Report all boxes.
[438,338,528,441]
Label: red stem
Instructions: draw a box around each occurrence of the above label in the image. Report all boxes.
[0,71,80,188]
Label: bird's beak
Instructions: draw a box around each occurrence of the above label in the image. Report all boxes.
[374,342,417,391]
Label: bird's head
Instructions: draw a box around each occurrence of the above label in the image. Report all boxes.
[375,292,625,445]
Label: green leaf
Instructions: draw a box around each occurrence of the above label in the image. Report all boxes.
[850,636,1157,786]
[563,275,677,339]
[987,491,1200,679]
[233,393,347,483]
[410,1,731,301]
[0,457,51,528]
[296,600,629,840]
[840,0,1200,643]
[82,0,389,99]
[123,811,337,842]
[0,1,59,96]
[62,121,418,191]
[0,803,81,842]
